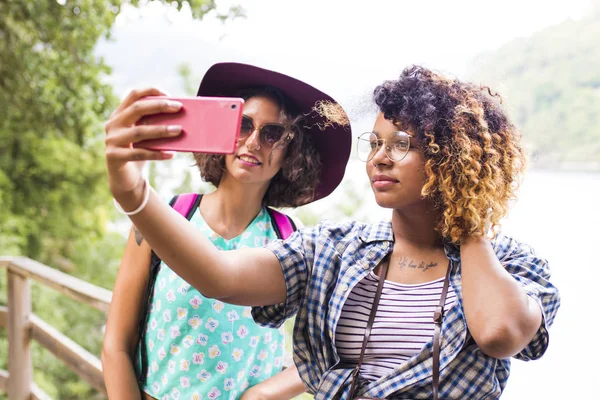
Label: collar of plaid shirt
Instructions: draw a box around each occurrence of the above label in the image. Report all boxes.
[252,220,560,400]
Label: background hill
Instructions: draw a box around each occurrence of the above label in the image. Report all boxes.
[470,8,600,168]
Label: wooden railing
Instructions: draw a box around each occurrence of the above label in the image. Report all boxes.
[0,256,295,399]
[0,256,112,400]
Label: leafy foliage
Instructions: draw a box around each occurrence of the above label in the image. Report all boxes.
[0,1,236,398]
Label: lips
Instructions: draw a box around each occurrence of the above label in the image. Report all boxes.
[371,174,399,190]
[371,174,398,183]
[237,154,261,165]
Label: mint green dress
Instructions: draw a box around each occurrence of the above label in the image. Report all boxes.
[140,207,286,400]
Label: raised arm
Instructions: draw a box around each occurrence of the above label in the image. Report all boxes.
[460,235,554,359]
[104,89,287,306]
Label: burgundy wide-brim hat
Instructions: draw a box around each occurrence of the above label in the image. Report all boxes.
[197,62,351,203]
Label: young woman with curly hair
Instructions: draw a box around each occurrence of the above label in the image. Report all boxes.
[105,64,560,399]
[102,63,351,400]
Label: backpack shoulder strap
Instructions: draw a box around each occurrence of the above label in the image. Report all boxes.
[173,193,202,220]
[267,207,297,240]
[139,192,202,383]
[150,193,202,269]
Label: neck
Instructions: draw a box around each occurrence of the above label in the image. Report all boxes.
[200,174,270,239]
[390,205,443,250]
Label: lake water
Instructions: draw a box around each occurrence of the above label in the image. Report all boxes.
[495,170,600,399]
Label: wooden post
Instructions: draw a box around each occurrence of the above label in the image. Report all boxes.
[7,269,32,400]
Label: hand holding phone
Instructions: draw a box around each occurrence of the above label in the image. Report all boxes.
[133,96,244,154]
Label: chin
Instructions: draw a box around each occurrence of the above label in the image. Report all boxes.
[372,192,401,210]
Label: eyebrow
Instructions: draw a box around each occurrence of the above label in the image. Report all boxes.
[371,130,414,137]
[242,114,285,126]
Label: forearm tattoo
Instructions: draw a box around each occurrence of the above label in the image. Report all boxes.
[134,227,144,246]
[398,256,438,272]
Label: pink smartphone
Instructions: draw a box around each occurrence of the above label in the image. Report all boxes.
[133,96,244,153]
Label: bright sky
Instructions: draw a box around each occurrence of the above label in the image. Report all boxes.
[117,0,591,107]
[107,0,594,194]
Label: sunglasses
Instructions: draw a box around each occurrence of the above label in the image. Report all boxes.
[239,115,292,148]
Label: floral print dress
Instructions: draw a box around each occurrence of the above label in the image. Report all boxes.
[140,207,286,400]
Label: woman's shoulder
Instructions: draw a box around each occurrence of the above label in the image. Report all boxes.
[492,232,540,258]
[304,219,392,243]
[491,232,551,276]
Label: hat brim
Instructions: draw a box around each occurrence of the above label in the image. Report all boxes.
[197,62,351,203]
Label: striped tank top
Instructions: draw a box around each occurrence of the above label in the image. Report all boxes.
[335,271,457,380]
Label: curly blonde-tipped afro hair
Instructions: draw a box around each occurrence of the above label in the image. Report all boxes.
[373,65,527,243]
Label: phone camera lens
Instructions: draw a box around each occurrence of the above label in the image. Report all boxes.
[231,104,237,110]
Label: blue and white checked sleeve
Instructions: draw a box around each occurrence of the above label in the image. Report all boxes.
[495,234,561,361]
[251,225,317,328]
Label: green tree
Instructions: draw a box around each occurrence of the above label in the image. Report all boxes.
[0,1,241,398]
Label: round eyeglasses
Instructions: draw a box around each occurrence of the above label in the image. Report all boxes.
[356,131,412,163]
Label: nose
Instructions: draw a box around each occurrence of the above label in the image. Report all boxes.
[244,127,261,151]
[370,142,392,167]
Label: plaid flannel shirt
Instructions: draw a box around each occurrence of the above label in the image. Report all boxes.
[252,220,560,399]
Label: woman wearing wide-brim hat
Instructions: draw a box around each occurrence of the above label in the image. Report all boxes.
[102,62,351,400]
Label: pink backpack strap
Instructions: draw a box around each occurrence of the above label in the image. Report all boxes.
[139,191,200,384]
[172,193,200,219]
[268,208,297,240]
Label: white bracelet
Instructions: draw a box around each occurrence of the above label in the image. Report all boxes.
[113,178,151,216]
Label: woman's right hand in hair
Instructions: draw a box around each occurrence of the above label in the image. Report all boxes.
[104,88,183,204]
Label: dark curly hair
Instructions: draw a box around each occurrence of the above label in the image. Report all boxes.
[193,86,322,207]
[373,65,527,242]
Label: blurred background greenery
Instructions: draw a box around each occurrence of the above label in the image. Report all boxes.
[0,0,598,399]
